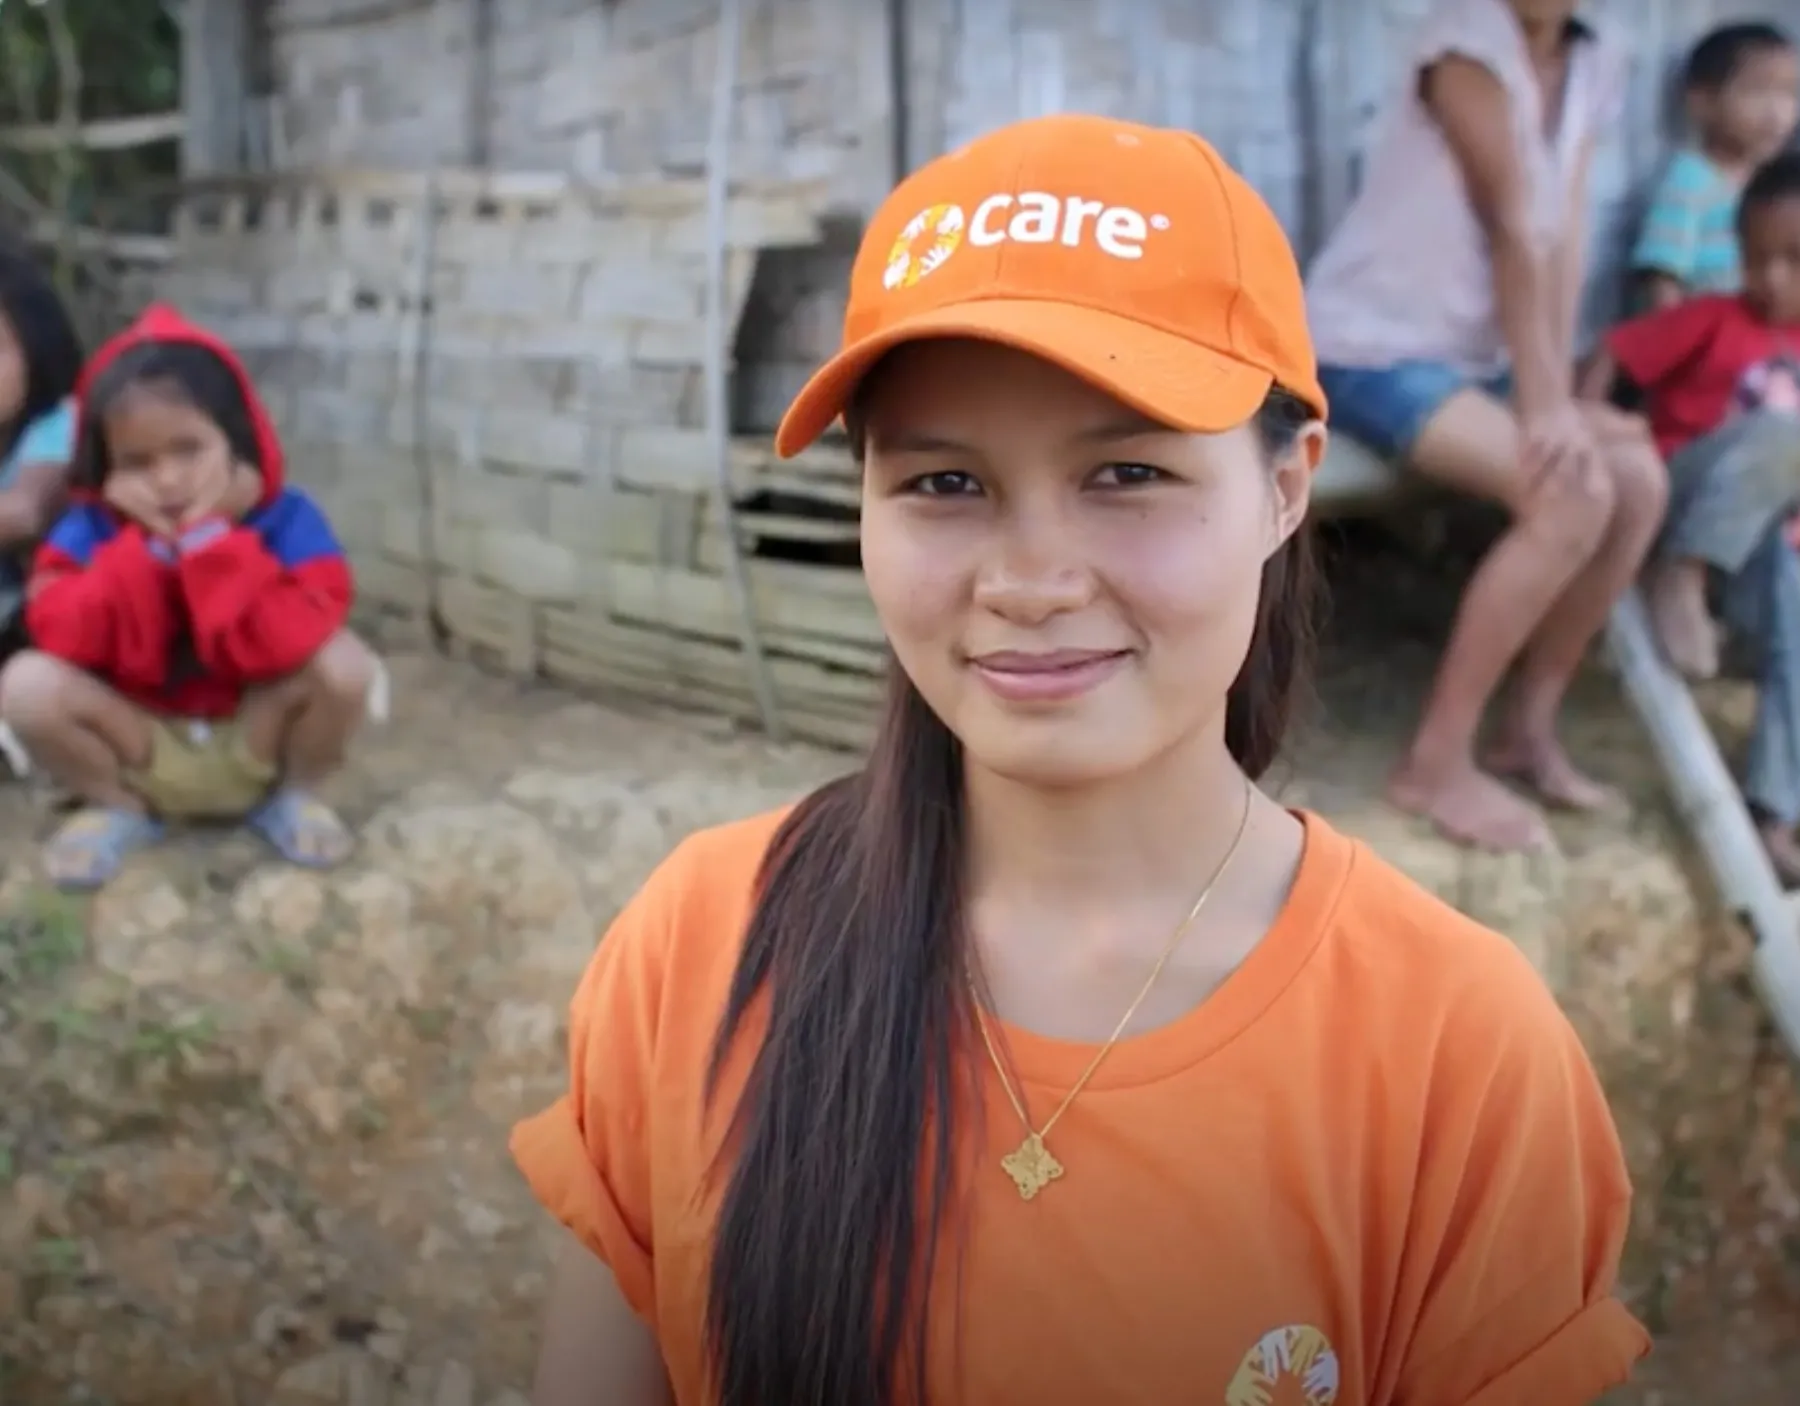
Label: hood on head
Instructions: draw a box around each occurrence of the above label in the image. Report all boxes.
[78,303,284,502]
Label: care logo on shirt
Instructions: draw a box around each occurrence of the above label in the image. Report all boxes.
[1224,1323,1340,1405]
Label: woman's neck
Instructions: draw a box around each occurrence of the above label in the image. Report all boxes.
[1515,15,1571,65]
[962,726,1255,909]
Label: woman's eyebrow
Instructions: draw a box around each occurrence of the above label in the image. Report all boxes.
[872,415,1170,454]
[1071,415,1174,444]
[872,429,975,453]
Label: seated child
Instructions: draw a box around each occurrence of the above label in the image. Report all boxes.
[0,243,83,649]
[1585,153,1800,880]
[0,304,377,890]
[1632,21,1797,310]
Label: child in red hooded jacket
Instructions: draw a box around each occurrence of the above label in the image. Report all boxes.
[0,306,378,890]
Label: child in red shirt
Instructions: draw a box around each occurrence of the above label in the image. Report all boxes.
[0,306,379,889]
[1585,150,1800,879]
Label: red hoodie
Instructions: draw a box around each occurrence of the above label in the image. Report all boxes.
[26,305,354,718]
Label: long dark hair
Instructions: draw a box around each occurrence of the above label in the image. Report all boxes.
[72,339,262,493]
[0,239,83,462]
[704,385,1321,1405]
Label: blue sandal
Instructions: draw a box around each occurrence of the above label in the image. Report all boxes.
[44,808,165,891]
[246,788,354,869]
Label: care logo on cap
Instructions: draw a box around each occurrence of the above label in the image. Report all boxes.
[882,190,1173,292]
[884,203,966,289]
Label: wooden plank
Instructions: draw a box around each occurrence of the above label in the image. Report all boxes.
[0,110,185,152]
[438,576,540,676]
[604,559,887,674]
[1605,590,1800,1058]
[23,224,175,263]
[167,165,835,216]
[693,536,872,604]
[539,608,880,751]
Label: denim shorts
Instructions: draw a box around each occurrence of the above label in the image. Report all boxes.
[1317,360,1514,461]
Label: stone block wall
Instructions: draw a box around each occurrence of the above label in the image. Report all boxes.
[158,171,883,746]
[265,0,893,429]
[259,0,1800,435]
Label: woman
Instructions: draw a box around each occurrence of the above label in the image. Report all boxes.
[1306,0,1668,852]
[0,239,82,652]
[513,115,1647,1405]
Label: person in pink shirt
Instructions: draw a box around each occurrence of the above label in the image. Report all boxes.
[1306,0,1667,853]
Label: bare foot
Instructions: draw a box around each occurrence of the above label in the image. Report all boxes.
[1483,735,1626,814]
[1646,560,1720,680]
[1761,823,1800,889]
[1387,758,1553,852]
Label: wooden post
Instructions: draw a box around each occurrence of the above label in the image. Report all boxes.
[180,0,247,177]
[703,0,786,741]
[466,0,496,168]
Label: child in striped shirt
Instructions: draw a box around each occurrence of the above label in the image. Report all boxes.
[1633,22,1797,311]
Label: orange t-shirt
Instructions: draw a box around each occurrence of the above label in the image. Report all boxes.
[511,808,1649,1405]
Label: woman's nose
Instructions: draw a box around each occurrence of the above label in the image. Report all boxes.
[971,508,1094,623]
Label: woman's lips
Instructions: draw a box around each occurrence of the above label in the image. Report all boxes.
[967,648,1130,703]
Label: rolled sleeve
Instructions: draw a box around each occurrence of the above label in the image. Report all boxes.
[510,1093,655,1318]
[1458,1296,1649,1406]
[1390,948,1650,1405]
[510,850,684,1325]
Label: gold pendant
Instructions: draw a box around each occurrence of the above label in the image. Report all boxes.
[1000,1132,1064,1200]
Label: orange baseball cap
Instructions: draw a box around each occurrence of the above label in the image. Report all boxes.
[774,113,1327,458]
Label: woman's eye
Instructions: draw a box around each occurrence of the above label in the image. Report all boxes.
[1091,461,1170,487]
[904,470,982,497]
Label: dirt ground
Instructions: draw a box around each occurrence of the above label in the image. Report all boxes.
[2,529,1799,1404]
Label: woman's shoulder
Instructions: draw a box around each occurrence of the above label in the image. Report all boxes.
[1307,814,1579,1043]
[1409,0,1533,73]
[553,803,798,1086]
[1299,817,1625,1191]
[621,802,795,956]
[662,803,793,881]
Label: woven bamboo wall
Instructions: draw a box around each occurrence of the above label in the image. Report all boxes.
[157,170,885,748]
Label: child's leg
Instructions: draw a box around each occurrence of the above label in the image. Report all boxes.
[235,630,378,867]
[0,650,165,888]
[1644,556,1721,679]
[1720,526,1800,884]
[1650,411,1800,679]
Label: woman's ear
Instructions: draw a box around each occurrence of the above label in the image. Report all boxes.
[1264,420,1324,557]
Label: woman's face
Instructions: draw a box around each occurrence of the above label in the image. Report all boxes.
[859,340,1317,789]
[0,311,26,425]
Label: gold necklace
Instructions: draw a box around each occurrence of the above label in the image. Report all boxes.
[967,777,1254,1201]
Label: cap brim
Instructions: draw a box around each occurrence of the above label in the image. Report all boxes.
[773,298,1275,457]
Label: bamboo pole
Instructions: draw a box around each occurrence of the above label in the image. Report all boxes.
[40,0,82,296]
[701,0,785,741]
[1605,589,1800,1056]
[0,110,185,151]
